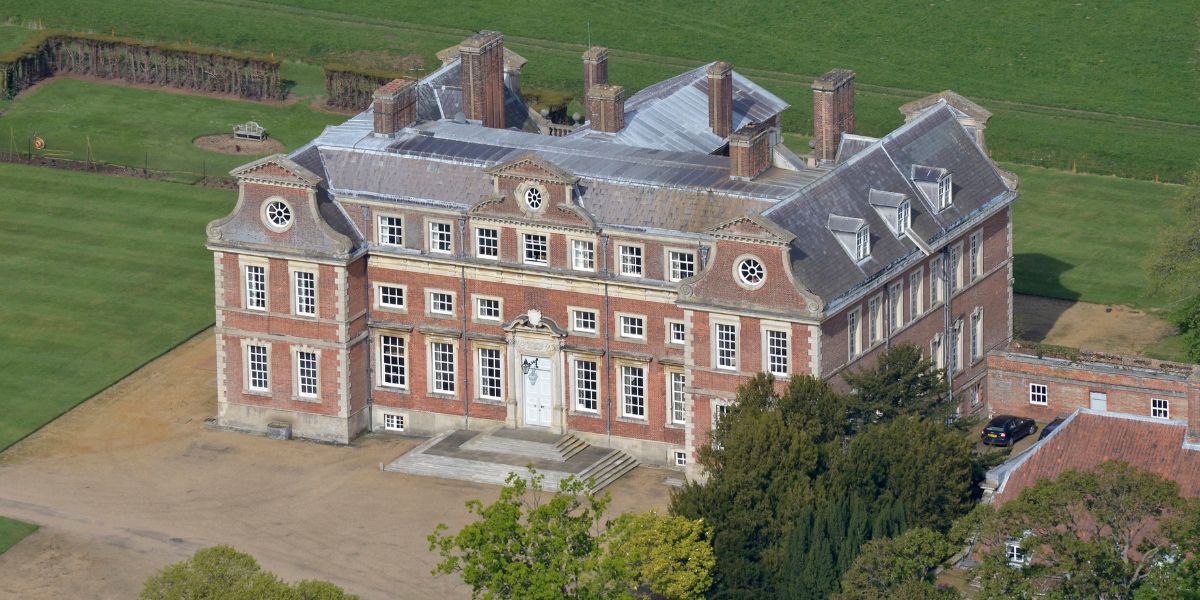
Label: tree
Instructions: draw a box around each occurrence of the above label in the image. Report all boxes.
[834,527,959,600]
[1147,170,1200,359]
[968,461,1187,599]
[429,469,714,600]
[842,343,948,428]
[139,545,358,600]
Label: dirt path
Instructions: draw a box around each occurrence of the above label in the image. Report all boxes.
[1014,294,1175,356]
[0,329,672,599]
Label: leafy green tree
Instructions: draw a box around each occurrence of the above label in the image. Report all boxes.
[139,546,358,600]
[842,343,948,428]
[834,527,958,600]
[968,461,1187,599]
[1148,169,1200,300]
[605,511,715,600]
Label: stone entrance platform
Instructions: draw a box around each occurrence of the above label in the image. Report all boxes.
[384,428,638,491]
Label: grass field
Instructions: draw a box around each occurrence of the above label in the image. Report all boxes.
[0,516,37,555]
[0,78,344,182]
[0,0,1197,182]
[0,164,232,451]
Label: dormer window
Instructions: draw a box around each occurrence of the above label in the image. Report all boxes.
[938,174,953,209]
[897,199,911,234]
[910,165,951,212]
[869,189,910,237]
[855,226,870,260]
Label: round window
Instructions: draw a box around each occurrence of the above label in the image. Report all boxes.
[264,200,292,230]
[524,187,544,211]
[738,258,765,287]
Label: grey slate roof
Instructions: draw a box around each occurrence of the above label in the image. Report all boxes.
[568,62,789,154]
[835,134,878,164]
[413,58,537,133]
[763,104,1013,304]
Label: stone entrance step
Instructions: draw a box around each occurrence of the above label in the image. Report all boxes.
[554,433,588,460]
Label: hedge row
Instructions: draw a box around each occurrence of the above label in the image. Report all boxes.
[0,30,283,100]
[324,64,403,111]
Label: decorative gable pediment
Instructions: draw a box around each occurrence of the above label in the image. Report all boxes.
[230,154,321,188]
[707,213,795,246]
[485,152,579,185]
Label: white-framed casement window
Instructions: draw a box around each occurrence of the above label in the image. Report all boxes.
[855,225,870,260]
[667,250,696,282]
[712,402,731,450]
[715,321,738,370]
[888,283,903,333]
[571,308,598,334]
[475,227,499,259]
[246,343,269,391]
[621,364,646,419]
[292,270,316,317]
[669,371,686,425]
[673,450,688,467]
[930,256,944,306]
[1005,540,1029,566]
[295,349,319,399]
[868,295,882,345]
[383,413,405,432]
[429,341,456,394]
[765,328,789,376]
[950,244,964,293]
[666,320,686,345]
[938,174,953,210]
[897,199,911,235]
[972,382,983,407]
[475,296,502,321]
[930,334,944,370]
[378,215,404,247]
[1029,383,1048,405]
[572,239,596,271]
[970,230,983,281]
[244,264,267,311]
[618,244,643,277]
[909,268,923,322]
[848,308,861,359]
[1152,398,1170,419]
[428,220,453,254]
[378,334,407,389]
[951,318,964,373]
[377,284,406,310]
[522,233,548,265]
[573,357,600,412]
[619,314,645,340]
[428,290,455,316]
[476,347,503,401]
[971,308,984,362]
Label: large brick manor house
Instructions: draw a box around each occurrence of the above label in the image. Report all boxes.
[207,31,1017,468]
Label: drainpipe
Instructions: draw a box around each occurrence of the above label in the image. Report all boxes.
[363,256,374,430]
[459,218,471,430]
[601,234,613,444]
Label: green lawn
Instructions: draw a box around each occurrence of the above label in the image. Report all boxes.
[0,78,345,182]
[0,23,35,52]
[0,517,38,555]
[0,0,1196,182]
[0,164,233,451]
[1010,164,1181,311]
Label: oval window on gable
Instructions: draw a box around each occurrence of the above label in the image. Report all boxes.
[737,257,765,288]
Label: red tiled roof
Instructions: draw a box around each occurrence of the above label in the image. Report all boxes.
[993,410,1200,505]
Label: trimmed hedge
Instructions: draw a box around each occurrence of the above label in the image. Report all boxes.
[0,29,282,100]
[324,63,403,111]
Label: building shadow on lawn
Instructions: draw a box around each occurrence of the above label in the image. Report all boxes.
[1013,253,1079,342]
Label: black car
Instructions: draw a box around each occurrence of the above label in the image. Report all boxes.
[981,415,1037,447]
[1038,417,1066,441]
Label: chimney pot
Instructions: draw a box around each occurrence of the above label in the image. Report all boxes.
[707,61,733,138]
[372,78,416,136]
[582,46,609,101]
[587,84,625,133]
[460,30,506,129]
[812,68,855,163]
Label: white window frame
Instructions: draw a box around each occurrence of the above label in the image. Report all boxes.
[970,230,983,282]
[951,318,964,373]
[1152,398,1170,419]
[764,327,789,377]
[855,226,870,260]
[620,364,647,419]
[930,256,944,306]
[383,413,405,432]
[618,313,646,340]
[666,249,696,282]
[244,263,267,311]
[714,320,739,370]
[930,333,944,370]
[938,174,953,210]
[868,295,882,345]
[295,348,319,399]
[971,307,984,362]
[377,214,404,247]
[888,282,903,333]
[429,340,457,395]
[428,290,456,316]
[673,450,687,467]
[848,308,861,360]
[522,232,549,265]
[666,319,687,345]
[909,268,923,322]
[950,243,964,292]
[427,220,454,255]
[669,371,686,425]
[474,295,503,322]
[712,402,731,450]
[476,346,504,401]
[571,308,598,334]
[618,244,644,277]
[897,199,911,234]
[245,342,270,392]
[571,239,596,272]
[376,284,407,310]
[291,268,317,317]
[572,356,600,413]
[475,227,499,260]
[1029,383,1048,405]
[377,333,407,389]
[1005,540,1029,566]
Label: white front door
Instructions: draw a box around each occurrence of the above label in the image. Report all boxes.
[1090,392,1108,412]
[522,355,552,427]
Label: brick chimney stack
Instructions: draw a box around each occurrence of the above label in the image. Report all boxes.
[707,61,733,138]
[582,46,608,101]
[812,68,855,163]
[460,30,506,129]
[372,78,416,136]
[587,84,625,133]
[729,122,772,180]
